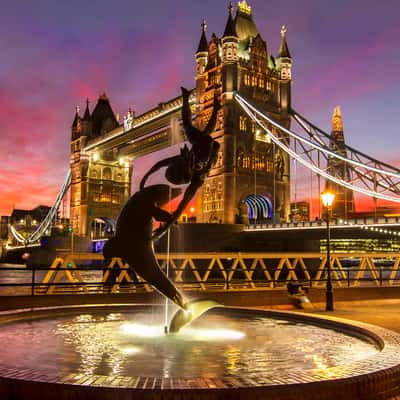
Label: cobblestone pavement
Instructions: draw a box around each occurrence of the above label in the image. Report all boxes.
[295,299,400,333]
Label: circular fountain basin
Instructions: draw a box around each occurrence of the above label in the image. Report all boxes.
[0,305,400,400]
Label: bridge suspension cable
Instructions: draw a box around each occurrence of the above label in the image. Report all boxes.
[290,109,400,193]
[234,93,400,203]
[9,224,27,244]
[9,169,71,244]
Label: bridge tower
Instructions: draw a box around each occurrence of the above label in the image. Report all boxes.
[326,106,355,219]
[195,0,291,223]
[70,95,132,236]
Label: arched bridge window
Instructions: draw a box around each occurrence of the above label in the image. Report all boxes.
[245,194,273,221]
[91,217,116,238]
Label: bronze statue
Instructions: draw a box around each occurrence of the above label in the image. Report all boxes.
[103,87,222,332]
[140,87,221,239]
[103,184,186,309]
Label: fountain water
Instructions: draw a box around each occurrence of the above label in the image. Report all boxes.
[164,186,172,334]
[0,305,400,399]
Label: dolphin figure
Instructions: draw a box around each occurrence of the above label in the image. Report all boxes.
[103,184,186,309]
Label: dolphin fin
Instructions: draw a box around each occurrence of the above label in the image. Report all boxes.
[168,300,222,334]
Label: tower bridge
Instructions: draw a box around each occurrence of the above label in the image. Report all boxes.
[7,0,400,247]
[68,0,292,237]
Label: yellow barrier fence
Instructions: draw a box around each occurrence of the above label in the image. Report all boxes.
[35,252,400,294]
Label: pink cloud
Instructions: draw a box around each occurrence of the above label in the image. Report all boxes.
[296,23,400,113]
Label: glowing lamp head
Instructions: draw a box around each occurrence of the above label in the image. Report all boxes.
[189,207,195,214]
[321,191,335,208]
[93,152,99,162]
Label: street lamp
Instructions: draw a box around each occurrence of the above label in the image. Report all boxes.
[321,191,335,311]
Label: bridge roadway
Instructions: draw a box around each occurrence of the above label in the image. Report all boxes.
[246,216,400,232]
[6,216,400,252]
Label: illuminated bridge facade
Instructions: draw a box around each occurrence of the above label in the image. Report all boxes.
[69,0,292,236]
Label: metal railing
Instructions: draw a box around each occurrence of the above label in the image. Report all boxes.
[1,252,400,296]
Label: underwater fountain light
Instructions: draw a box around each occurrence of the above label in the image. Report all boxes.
[121,323,163,338]
[120,346,141,355]
[181,327,245,340]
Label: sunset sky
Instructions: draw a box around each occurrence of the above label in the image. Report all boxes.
[1,0,400,217]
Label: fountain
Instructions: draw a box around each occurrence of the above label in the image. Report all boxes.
[1,89,400,399]
[1,305,400,399]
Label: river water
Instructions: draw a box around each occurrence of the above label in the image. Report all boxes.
[0,263,103,295]
[0,263,37,295]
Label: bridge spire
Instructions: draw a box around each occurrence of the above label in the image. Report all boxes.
[196,18,208,53]
[90,92,119,137]
[71,105,81,129]
[71,105,82,141]
[83,98,91,120]
[278,25,291,59]
[223,2,237,37]
[277,25,292,83]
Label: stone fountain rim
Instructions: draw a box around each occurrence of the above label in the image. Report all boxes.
[0,303,400,400]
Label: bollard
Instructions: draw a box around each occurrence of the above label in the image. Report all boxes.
[31,266,35,296]
[347,269,351,288]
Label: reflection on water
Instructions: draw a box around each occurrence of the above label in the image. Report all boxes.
[0,263,103,295]
[0,310,379,379]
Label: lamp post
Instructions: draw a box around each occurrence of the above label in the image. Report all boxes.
[321,191,335,311]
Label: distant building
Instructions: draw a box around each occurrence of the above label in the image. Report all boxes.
[325,106,355,219]
[351,207,400,221]
[321,238,400,254]
[290,201,310,221]
[0,216,9,240]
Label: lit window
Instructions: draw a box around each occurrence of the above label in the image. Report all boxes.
[103,167,112,180]
[239,116,247,131]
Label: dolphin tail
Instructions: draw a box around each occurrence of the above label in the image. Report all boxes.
[169,300,222,333]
